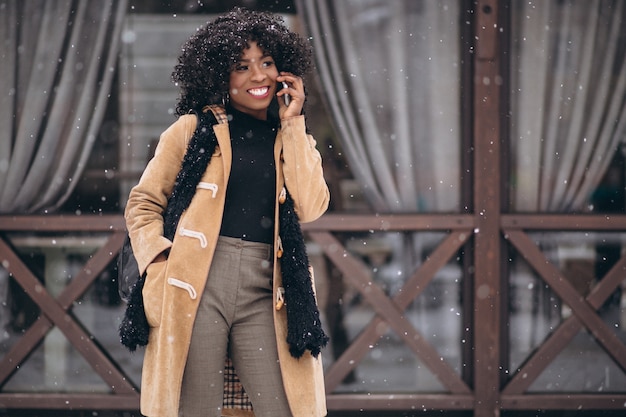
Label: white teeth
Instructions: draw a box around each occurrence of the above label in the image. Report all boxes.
[248,87,268,96]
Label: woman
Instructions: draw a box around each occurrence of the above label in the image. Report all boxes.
[124,8,330,417]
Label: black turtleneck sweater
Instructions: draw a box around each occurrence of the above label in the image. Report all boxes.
[219,106,277,244]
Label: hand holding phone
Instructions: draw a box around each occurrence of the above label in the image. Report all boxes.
[282,82,291,106]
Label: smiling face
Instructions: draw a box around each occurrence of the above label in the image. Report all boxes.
[228,41,279,120]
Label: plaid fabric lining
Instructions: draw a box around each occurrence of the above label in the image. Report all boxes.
[204,104,229,125]
[223,357,253,411]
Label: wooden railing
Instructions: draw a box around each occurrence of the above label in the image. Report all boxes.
[0,215,137,409]
[1,213,626,414]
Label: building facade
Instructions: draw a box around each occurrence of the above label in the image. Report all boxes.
[1,1,625,416]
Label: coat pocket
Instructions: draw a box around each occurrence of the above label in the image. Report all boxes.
[142,260,167,327]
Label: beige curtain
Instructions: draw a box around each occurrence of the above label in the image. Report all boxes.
[296,0,461,213]
[511,0,626,212]
[0,0,127,214]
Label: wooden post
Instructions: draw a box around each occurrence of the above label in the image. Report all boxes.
[473,0,503,416]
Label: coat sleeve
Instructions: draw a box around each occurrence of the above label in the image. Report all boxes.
[279,115,330,223]
[124,114,197,275]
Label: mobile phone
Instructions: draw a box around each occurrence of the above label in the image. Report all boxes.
[282,82,291,106]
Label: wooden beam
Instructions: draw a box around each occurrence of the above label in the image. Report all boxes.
[0,393,139,410]
[304,214,474,232]
[327,393,474,411]
[473,1,503,416]
[501,394,626,410]
[0,215,125,231]
[502,214,626,230]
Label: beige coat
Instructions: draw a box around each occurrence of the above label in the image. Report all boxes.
[125,106,330,417]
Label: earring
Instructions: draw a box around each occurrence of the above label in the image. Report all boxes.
[222,92,229,106]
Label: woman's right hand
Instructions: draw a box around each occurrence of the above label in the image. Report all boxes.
[277,72,305,120]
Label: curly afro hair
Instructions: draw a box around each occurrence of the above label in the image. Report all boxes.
[172,7,313,116]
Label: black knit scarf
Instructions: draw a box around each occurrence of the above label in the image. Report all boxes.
[278,191,329,357]
[119,109,328,358]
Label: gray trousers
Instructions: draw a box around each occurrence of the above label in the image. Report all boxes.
[179,236,291,417]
